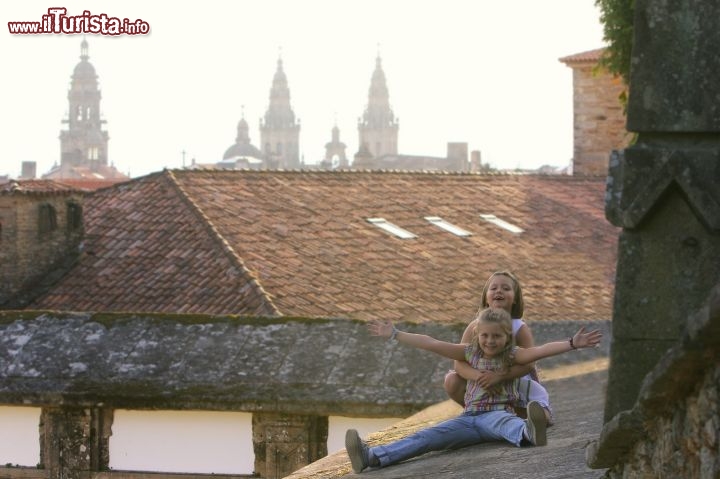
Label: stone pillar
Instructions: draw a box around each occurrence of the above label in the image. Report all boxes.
[39,407,113,479]
[252,412,328,479]
[603,0,720,421]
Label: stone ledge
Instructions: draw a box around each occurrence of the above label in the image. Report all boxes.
[0,311,610,417]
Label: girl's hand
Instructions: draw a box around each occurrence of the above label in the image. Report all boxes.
[367,319,394,339]
[571,327,602,349]
[475,370,503,389]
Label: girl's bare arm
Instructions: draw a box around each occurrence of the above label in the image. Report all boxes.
[368,319,467,360]
[452,322,480,379]
[514,327,602,364]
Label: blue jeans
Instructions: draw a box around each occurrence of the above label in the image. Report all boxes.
[371,410,526,467]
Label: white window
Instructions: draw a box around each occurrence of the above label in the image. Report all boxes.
[480,214,524,234]
[367,217,417,239]
[424,216,471,237]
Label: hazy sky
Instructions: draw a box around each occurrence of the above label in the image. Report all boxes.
[1,1,605,179]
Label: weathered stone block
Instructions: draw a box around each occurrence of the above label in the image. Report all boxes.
[627,0,720,132]
[252,412,327,479]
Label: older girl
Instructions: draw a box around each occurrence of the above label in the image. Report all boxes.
[445,270,552,423]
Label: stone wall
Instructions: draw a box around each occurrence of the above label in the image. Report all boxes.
[604,365,719,478]
[587,286,720,478]
[0,192,83,307]
[600,0,720,423]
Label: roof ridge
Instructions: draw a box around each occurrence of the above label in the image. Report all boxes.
[559,47,607,64]
[170,168,569,178]
[163,170,281,316]
[170,168,608,183]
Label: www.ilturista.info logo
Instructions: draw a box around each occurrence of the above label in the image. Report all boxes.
[8,8,150,35]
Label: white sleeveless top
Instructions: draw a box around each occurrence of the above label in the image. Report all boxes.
[512,318,525,338]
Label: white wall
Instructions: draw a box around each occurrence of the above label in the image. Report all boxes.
[110,410,254,474]
[0,406,403,472]
[0,406,41,466]
[111,411,403,472]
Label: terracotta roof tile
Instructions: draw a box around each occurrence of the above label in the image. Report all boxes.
[559,47,606,65]
[31,170,618,323]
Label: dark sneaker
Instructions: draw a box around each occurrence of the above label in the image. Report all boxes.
[345,429,370,473]
[526,401,547,446]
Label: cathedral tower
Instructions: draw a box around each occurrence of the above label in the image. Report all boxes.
[59,39,109,170]
[357,54,399,160]
[259,56,301,169]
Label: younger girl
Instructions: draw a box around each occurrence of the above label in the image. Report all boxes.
[445,271,552,423]
[345,307,601,473]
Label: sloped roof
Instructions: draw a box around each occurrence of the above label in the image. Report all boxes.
[559,47,606,65]
[30,169,618,322]
[29,171,278,316]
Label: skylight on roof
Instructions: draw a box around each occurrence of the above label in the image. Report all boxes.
[367,217,417,239]
[424,216,472,237]
[480,214,524,234]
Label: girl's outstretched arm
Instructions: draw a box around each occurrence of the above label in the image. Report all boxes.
[514,327,602,365]
[367,319,466,360]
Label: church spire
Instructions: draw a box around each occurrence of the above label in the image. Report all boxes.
[357,51,399,160]
[260,50,301,169]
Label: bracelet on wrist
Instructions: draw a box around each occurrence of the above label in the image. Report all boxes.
[390,326,399,342]
[569,337,577,349]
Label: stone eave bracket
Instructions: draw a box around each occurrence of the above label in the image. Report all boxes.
[605,146,720,230]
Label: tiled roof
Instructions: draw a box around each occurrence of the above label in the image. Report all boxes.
[559,47,606,65]
[30,171,278,316]
[31,169,619,323]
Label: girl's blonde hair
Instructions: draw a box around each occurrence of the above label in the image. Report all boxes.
[480,270,525,319]
[471,307,515,370]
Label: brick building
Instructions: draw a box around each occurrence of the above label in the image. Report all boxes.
[560,48,630,176]
[0,180,84,308]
